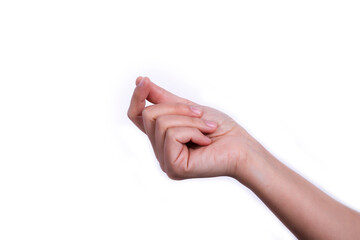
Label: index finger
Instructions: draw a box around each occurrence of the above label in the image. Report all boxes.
[128,76,196,132]
[145,79,194,105]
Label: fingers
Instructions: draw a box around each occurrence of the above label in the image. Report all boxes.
[128,76,214,179]
[128,76,195,132]
[163,127,211,179]
[138,101,217,174]
[127,77,151,132]
[154,115,217,167]
[146,78,193,105]
[142,102,203,142]
[155,115,216,155]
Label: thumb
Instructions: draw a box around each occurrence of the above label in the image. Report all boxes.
[138,76,194,105]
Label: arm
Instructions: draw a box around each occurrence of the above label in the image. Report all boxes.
[128,76,360,239]
[238,144,360,240]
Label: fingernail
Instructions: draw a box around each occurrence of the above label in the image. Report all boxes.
[204,120,217,128]
[190,106,202,115]
[137,77,145,87]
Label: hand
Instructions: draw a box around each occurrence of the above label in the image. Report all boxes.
[128,76,260,181]
[128,77,360,240]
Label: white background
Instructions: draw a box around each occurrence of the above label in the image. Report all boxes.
[1,1,359,239]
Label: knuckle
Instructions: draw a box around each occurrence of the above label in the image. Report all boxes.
[156,114,166,121]
[155,115,168,130]
[141,109,149,120]
[165,127,177,139]
[141,106,153,120]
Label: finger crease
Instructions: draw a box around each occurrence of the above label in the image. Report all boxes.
[174,140,185,165]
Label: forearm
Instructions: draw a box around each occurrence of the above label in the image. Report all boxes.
[128,77,360,238]
[236,145,360,239]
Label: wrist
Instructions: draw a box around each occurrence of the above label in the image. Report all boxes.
[233,139,277,189]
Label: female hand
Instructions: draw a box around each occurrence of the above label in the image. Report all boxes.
[128,76,261,181]
[128,76,360,240]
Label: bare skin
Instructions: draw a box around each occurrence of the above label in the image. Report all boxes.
[128,76,360,240]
